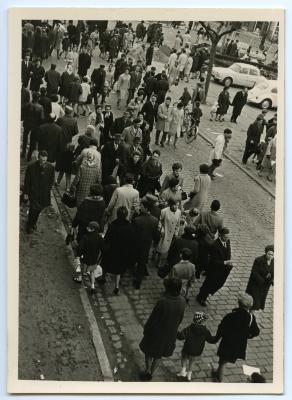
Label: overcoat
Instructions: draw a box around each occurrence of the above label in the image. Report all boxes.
[157,207,181,254]
[214,308,260,362]
[183,173,211,211]
[70,164,102,207]
[156,102,173,132]
[59,71,75,98]
[139,294,186,358]
[217,90,230,115]
[38,121,62,163]
[246,255,274,310]
[132,212,159,265]
[232,90,247,116]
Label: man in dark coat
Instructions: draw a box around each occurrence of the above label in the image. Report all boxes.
[113,53,127,82]
[246,245,274,310]
[30,59,45,92]
[22,91,44,161]
[128,66,142,103]
[144,71,157,101]
[132,198,159,289]
[38,113,62,163]
[139,277,186,381]
[78,46,91,77]
[21,53,34,88]
[211,293,260,382]
[39,87,52,122]
[136,21,146,41]
[216,87,230,121]
[141,94,158,131]
[23,150,55,234]
[91,64,106,105]
[101,133,125,182]
[231,88,248,123]
[196,227,233,306]
[242,116,264,164]
[154,72,169,105]
[146,43,154,66]
[111,110,132,135]
[102,104,114,143]
[67,20,77,45]
[45,63,61,96]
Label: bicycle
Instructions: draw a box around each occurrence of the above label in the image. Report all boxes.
[182,110,199,144]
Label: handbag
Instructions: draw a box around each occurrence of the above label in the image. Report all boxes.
[62,191,77,208]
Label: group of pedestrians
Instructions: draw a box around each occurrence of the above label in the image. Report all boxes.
[20,19,274,383]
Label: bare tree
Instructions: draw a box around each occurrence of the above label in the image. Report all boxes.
[198,21,242,103]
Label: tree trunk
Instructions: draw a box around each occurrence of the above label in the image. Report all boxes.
[204,40,217,104]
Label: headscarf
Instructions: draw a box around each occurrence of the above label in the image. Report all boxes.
[82,151,97,168]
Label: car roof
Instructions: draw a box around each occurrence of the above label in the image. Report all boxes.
[232,63,260,71]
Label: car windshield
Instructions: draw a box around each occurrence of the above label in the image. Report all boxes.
[229,64,242,72]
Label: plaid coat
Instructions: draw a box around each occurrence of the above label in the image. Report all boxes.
[71,164,101,207]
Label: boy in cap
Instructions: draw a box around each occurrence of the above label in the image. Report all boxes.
[177,311,214,381]
[73,221,104,293]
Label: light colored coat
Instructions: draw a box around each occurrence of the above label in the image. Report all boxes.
[209,133,226,161]
[156,103,173,132]
[183,173,211,212]
[157,207,181,254]
[178,53,188,72]
[169,107,184,136]
[121,125,142,145]
[107,184,140,223]
[117,73,131,100]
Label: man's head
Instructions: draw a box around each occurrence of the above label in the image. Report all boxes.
[163,277,182,296]
[172,162,182,177]
[165,96,171,106]
[24,53,30,62]
[168,198,178,212]
[151,94,157,103]
[140,198,151,213]
[114,133,122,144]
[218,227,229,242]
[238,293,253,310]
[211,199,220,212]
[105,104,111,112]
[51,63,56,70]
[85,125,95,137]
[90,184,103,197]
[224,128,232,141]
[199,163,210,174]
[124,173,134,185]
[168,177,180,192]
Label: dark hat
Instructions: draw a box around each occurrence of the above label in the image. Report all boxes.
[218,227,229,235]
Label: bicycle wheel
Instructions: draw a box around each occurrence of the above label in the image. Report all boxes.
[185,125,198,144]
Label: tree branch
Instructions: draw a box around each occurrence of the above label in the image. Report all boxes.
[198,21,218,38]
[218,27,237,39]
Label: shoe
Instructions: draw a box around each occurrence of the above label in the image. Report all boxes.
[196,295,207,307]
[73,277,82,283]
[139,372,152,381]
[211,368,220,382]
[113,287,120,295]
[89,288,97,294]
[186,371,192,381]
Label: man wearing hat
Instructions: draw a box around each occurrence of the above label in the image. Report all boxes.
[242,116,264,164]
[191,82,205,110]
[197,227,233,306]
[23,150,55,234]
[38,113,62,163]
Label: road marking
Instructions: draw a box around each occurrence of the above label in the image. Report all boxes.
[51,193,114,382]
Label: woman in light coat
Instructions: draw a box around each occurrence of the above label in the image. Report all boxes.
[117,68,131,109]
[168,61,179,88]
[156,199,181,268]
[183,164,211,212]
[168,102,184,148]
[184,55,193,82]
[155,97,173,146]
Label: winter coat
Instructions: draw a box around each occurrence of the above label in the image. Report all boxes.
[183,173,211,212]
[139,294,186,358]
[167,234,199,267]
[213,308,260,362]
[23,160,55,210]
[156,102,173,132]
[169,107,184,136]
[102,218,136,274]
[38,122,62,163]
[246,255,274,310]
[59,71,75,98]
[107,184,140,224]
[70,164,102,207]
[141,100,158,130]
[177,323,213,356]
[30,65,45,91]
[132,212,159,264]
[232,90,247,115]
[217,90,230,115]
[76,230,104,266]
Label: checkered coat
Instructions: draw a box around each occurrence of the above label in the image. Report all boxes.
[71,164,101,207]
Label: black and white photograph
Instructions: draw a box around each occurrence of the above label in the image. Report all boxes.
[7,7,284,394]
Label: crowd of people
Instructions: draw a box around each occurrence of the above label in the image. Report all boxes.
[21,20,274,383]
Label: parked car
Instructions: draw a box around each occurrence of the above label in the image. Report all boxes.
[247,79,278,109]
[212,62,262,88]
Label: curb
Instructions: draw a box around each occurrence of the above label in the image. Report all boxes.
[51,191,114,382]
[198,131,276,199]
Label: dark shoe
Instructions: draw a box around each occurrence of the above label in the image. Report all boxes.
[89,288,97,294]
[73,277,82,283]
[196,295,207,307]
[139,372,152,381]
[113,287,120,295]
[160,142,164,148]
[211,368,220,382]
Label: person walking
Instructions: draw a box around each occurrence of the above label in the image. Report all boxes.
[102,206,136,295]
[183,164,211,212]
[231,88,248,123]
[211,294,260,382]
[91,64,106,106]
[242,117,264,165]
[45,63,61,97]
[38,113,62,163]
[106,173,140,224]
[141,94,158,132]
[215,87,230,122]
[155,96,172,146]
[138,150,163,197]
[23,150,55,234]
[208,129,232,179]
[139,277,186,381]
[146,43,154,67]
[132,198,159,289]
[246,245,274,311]
[194,199,223,239]
[168,102,184,148]
[116,68,131,109]
[156,199,181,268]
[177,312,214,381]
[78,46,91,78]
[30,58,45,92]
[73,221,104,294]
[196,227,233,306]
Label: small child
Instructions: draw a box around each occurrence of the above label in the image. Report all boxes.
[73,221,104,293]
[210,101,218,121]
[177,311,214,381]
